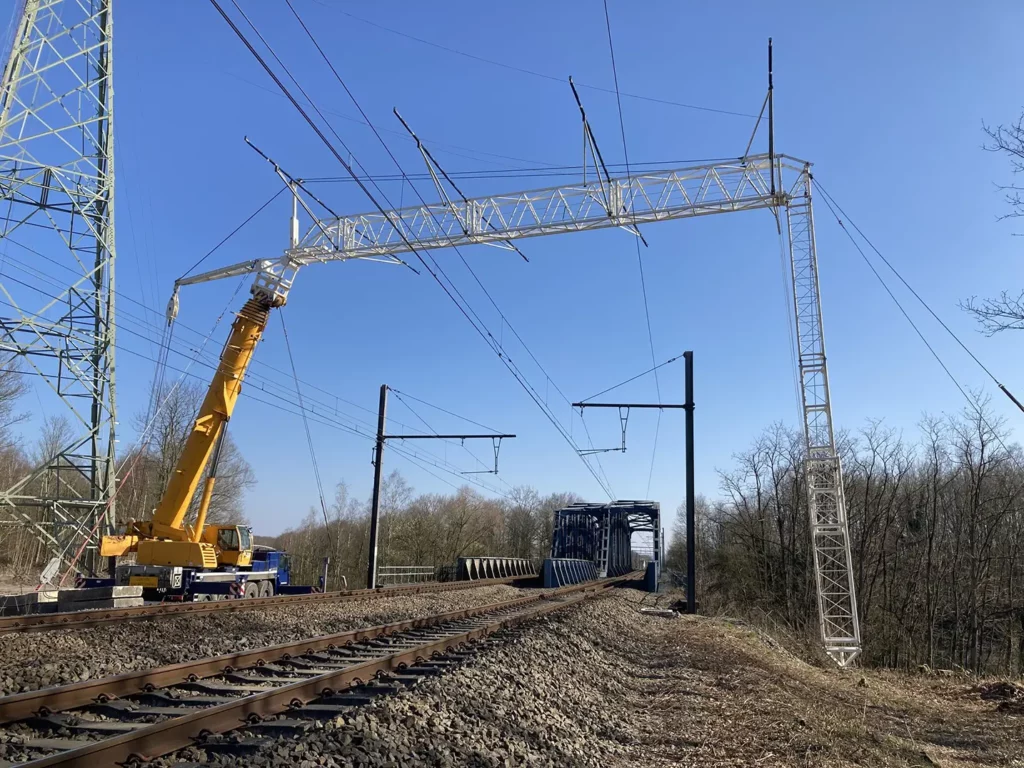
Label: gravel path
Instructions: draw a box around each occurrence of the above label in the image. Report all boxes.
[0,584,527,695]
[155,588,1024,767]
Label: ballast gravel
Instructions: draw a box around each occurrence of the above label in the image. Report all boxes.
[156,589,1024,768]
[0,584,527,695]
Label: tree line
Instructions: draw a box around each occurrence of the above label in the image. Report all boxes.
[666,401,1024,676]
[272,476,578,590]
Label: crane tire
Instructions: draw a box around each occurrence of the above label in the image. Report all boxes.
[243,581,258,599]
[259,581,274,598]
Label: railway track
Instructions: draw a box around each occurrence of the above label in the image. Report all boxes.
[0,575,534,635]
[0,576,630,766]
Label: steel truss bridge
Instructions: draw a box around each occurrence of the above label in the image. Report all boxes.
[550,500,662,580]
[179,153,862,665]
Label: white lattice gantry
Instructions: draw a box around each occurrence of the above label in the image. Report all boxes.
[177,154,862,666]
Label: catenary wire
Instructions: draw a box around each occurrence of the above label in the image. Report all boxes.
[280,309,335,546]
[601,0,662,498]
[0,274,490,488]
[258,0,615,497]
[390,389,513,487]
[0,234,450,440]
[308,2,758,119]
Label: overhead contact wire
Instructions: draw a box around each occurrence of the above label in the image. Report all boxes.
[602,0,661,497]
[273,0,614,497]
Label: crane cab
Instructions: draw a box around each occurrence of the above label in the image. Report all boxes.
[202,524,254,568]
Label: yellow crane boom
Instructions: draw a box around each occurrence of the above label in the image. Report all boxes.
[101,296,271,567]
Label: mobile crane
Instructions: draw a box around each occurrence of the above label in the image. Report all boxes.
[98,295,292,599]
[98,184,314,601]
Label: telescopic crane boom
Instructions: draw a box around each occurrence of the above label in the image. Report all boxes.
[99,191,303,569]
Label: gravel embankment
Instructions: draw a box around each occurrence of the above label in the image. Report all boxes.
[159,589,1024,768]
[0,584,528,695]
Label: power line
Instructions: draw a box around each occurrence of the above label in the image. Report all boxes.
[813,178,1010,395]
[579,352,688,403]
[310,2,758,119]
[273,0,615,498]
[280,309,335,546]
[602,0,661,498]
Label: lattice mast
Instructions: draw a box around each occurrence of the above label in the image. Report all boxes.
[0,0,117,576]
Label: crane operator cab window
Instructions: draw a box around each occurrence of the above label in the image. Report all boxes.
[213,526,253,568]
[217,527,240,552]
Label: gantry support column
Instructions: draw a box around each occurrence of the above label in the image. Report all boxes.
[785,168,861,666]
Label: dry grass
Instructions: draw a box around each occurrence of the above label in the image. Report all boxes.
[605,589,1024,767]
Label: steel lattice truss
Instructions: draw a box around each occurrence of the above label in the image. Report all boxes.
[180,153,861,665]
[0,0,116,576]
[550,500,662,579]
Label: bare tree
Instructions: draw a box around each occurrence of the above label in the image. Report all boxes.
[961,113,1024,332]
[0,354,28,447]
[983,114,1024,221]
[118,380,255,527]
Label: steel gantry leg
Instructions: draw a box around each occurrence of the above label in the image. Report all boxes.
[0,0,118,577]
[784,168,861,666]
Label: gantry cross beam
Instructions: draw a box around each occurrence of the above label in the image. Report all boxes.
[176,153,862,666]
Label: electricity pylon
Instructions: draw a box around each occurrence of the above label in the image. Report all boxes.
[0,0,117,577]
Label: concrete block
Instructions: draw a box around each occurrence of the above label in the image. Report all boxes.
[58,585,142,610]
[0,589,59,616]
[74,597,143,610]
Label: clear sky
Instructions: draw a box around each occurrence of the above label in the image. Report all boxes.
[7,0,1024,539]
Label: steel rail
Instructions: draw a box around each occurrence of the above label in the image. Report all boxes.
[0,592,547,723]
[0,575,534,635]
[11,576,629,767]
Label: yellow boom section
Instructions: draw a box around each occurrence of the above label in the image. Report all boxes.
[137,297,270,541]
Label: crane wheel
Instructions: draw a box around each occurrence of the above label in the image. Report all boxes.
[243,581,258,599]
[258,581,274,599]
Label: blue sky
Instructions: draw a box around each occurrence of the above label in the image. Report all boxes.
[8,1,1024,538]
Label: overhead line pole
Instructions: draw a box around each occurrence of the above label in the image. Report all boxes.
[684,351,695,614]
[367,385,515,589]
[572,351,695,609]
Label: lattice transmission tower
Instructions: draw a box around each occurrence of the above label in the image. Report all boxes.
[0,0,116,576]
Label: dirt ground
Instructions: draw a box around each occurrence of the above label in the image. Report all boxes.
[603,590,1024,767]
